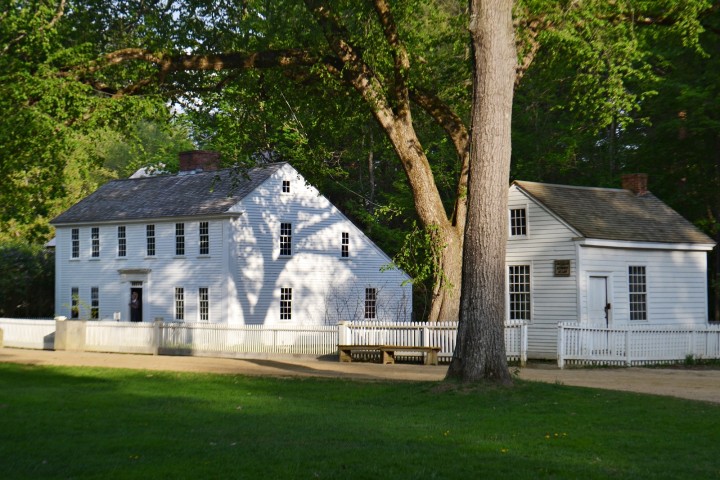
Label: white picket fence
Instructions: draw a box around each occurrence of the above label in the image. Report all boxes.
[159,322,338,356]
[0,318,527,363]
[338,320,528,364]
[7,317,719,368]
[0,318,55,349]
[558,323,720,368]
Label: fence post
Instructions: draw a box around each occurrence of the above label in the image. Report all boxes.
[153,318,163,355]
[625,328,632,367]
[338,321,349,346]
[520,321,528,367]
[557,323,565,369]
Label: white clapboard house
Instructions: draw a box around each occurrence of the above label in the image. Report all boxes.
[507,174,715,358]
[51,151,411,326]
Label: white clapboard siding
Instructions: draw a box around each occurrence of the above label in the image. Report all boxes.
[579,247,709,326]
[507,185,579,358]
[229,164,411,327]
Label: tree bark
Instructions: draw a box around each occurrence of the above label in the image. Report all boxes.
[447,0,515,383]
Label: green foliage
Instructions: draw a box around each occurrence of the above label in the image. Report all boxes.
[0,243,54,317]
[1,364,719,478]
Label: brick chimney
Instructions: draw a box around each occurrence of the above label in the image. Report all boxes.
[179,150,220,173]
[621,173,649,196]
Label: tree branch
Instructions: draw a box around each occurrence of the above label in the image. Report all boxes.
[372,0,411,116]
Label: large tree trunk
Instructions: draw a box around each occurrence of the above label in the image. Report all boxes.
[446,0,515,383]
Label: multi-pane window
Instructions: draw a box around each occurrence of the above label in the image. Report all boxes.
[510,208,527,237]
[71,228,80,258]
[509,265,531,320]
[117,226,127,257]
[341,232,349,258]
[199,221,209,255]
[629,266,648,321]
[280,223,292,256]
[175,223,185,256]
[146,225,156,256]
[71,287,79,319]
[280,288,292,320]
[365,288,377,319]
[91,227,100,257]
[198,287,209,322]
[90,287,99,319]
[282,180,290,193]
[175,287,185,321]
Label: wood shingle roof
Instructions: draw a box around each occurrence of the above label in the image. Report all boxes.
[513,180,714,246]
[51,163,285,225]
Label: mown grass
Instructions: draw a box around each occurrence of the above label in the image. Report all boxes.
[0,363,718,479]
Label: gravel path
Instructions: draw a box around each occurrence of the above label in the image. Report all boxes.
[2,347,718,404]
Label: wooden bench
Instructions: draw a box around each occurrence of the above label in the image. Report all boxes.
[338,345,441,366]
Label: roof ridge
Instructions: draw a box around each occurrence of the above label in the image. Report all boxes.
[514,180,633,194]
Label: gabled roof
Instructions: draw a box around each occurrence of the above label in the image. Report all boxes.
[51,163,285,225]
[513,180,715,246]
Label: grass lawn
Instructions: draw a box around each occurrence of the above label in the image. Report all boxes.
[0,363,718,479]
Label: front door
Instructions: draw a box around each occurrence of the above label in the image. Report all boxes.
[588,276,610,327]
[130,287,143,322]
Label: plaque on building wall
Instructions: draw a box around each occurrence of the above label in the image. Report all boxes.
[554,260,571,277]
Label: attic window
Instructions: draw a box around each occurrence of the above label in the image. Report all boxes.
[341,232,349,258]
[510,208,527,237]
[282,180,290,193]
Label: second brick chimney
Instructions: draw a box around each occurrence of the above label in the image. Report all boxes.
[621,173,649,196]
[179,150,221,173]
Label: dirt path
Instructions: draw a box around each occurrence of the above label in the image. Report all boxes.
[2,347,719,404]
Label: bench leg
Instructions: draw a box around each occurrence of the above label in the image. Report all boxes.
[425,350,438,366]
[381,350,395,364]
[338,349,353,363]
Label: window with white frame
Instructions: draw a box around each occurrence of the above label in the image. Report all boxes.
[175,287,184,321]
[146,225,156,256]
[508,265,531,320]
[199,221,209,255]
[282,180,290,193]
[91,227,100,257]
[198,287,209,321]
[510,208,527,237]
[341,232,349,258]
[176,223,185,256]
[280,223,292,256]
[365,287,377,319]
[90,287,99,319]
[117,226,126,257]
[71,287,79,319]
[71,228,80,258]
[280,287,292,320]
[629,266,647,321]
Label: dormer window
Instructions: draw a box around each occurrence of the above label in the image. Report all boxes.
[510,208,527,237]
[282,180,290,193]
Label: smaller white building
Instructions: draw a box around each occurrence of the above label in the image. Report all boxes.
[506,174,715,359]
[51,151,411,326]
